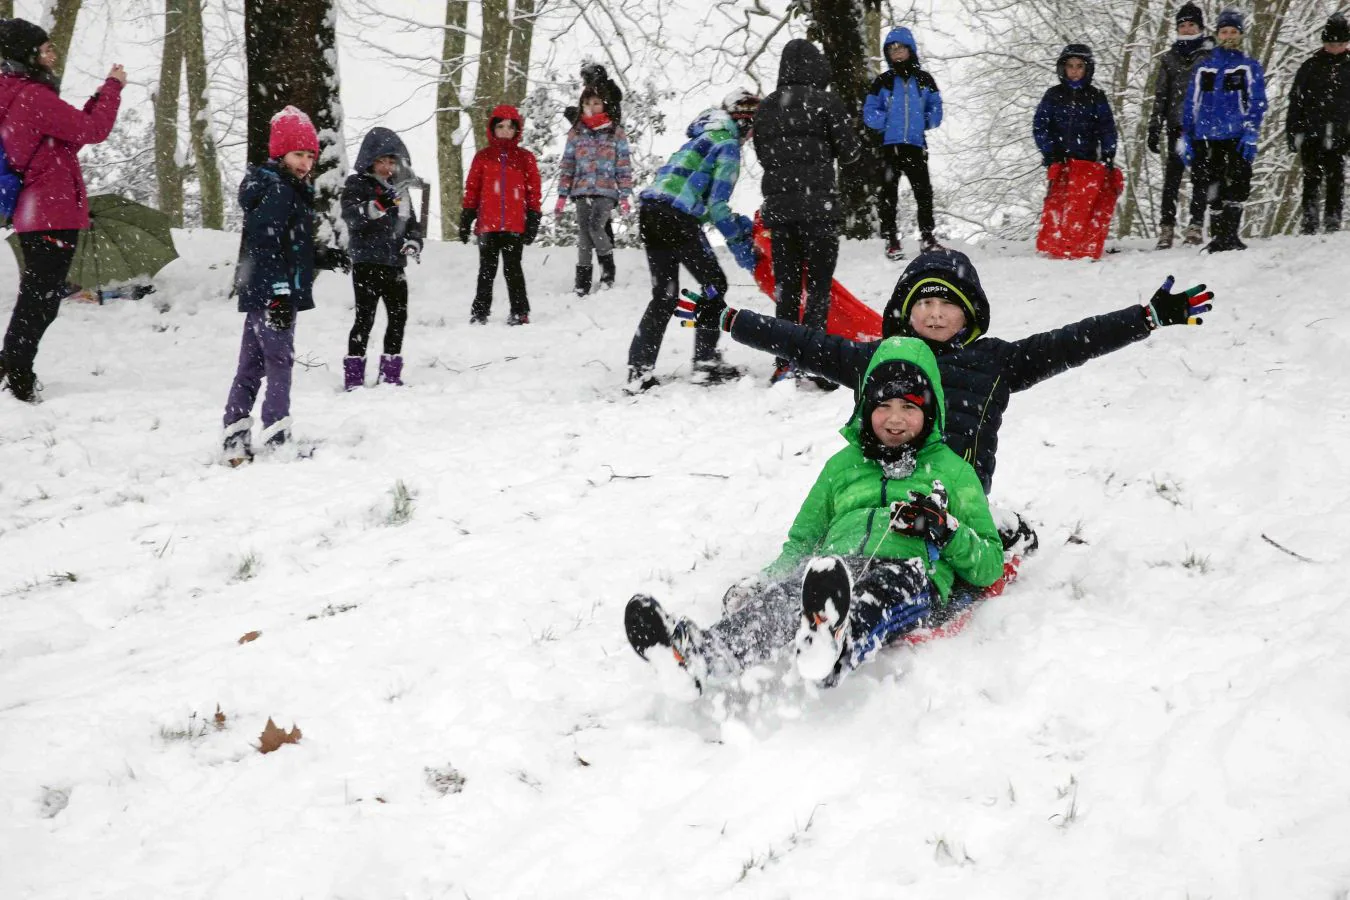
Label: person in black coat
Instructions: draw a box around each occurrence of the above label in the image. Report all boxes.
[685,248,1212,499]
[1287,14,1350,234]
[751,39,861,385]
[1148,3,1214,248]
[340,127,424,390]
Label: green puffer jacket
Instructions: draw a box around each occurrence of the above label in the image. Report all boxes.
[766,337,1004,602]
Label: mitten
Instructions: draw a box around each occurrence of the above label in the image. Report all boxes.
[1147,128,1161,155]
[265,295,295,332]
[316,246,351,273]
[727,238,756,272]
[1177,135,1194,168]
[554,197,567,217]
[523,210,541,245]
[1239,132,1258,164]
[369,186,399,218]
[458,209,477,244]
[401,238,422,261]
[888,481,958,547]
[1145,275,1214,328]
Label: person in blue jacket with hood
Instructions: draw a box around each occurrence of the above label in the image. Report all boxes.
[862,26,943,261]
[1033,44,1118,171]
[1180,8,1268,252]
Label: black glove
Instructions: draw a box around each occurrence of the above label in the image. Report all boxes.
[1147,129,1161,155]
[1145,275,1214,328]
[265,295,295,331]
[523,209,541,245]
[459,209,477,244]
[889,481,957,547]
[371,184,400,216]
[316,246,350,273]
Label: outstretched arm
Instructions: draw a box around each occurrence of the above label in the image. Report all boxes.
[728,308,874,391]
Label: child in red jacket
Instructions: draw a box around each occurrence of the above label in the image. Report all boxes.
[458,105,542,325]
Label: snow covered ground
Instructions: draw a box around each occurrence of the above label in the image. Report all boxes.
[2,231,1349,898]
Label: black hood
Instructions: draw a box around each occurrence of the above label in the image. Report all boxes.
[1056,43,1096,85]
[777,39,830,89]
[882,248,991,346]
[354,127,411,175]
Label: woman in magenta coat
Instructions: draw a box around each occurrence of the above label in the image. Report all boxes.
[0,19,124,402]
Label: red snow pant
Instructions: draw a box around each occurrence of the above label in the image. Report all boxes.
[1036,160,1125,260]
[751,214,883,341]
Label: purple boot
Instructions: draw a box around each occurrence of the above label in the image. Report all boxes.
[378,354,404,386]
[343,356,365,391]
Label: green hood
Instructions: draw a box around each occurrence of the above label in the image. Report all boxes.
[840,336,946,452]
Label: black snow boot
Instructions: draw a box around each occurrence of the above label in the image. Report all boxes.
[795,557,853,684]
[574,265,593,297]
[1206,206,1247,253]
[597,253,616,289]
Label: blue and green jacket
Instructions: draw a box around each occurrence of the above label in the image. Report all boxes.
[639,108,747,242]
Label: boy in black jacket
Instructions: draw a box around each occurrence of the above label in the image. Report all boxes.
[340,127,424,389]
[1287,14,1350,235]
[1148,2,1214,248]
[690,248,1212,508]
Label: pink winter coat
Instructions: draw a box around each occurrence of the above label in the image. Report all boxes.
[0,73,122,232]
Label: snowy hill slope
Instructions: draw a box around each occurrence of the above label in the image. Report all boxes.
[2,231,1349,898]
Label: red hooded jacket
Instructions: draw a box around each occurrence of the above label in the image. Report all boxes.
[0,72,123,232]
[462,105,541,235]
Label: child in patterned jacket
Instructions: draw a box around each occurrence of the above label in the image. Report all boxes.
[555,87,632,295]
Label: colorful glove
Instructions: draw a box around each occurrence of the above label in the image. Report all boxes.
[1239,133,1258,164]
[1177,135,1194,168]
[727,238,756,272]
[888,481,957,548]
[554,197,567,217]
[401,239,422,262]
[619,197,631,216]
[674,288,735,330]
[1145,275,1214,328]
[458,209,477,244]
[265,295,295,332]
[523,210,541,245]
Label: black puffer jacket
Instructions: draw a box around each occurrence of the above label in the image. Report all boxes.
[752,39,861,226]
[340,128,423,268]
[1149,36,1214,142]
[1287,49,1350,152]
[728,249,1151,491]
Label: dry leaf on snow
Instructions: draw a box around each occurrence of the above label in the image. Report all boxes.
[257,717,302,754]
[238,631,261,645]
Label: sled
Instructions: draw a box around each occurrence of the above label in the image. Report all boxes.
[750,213,884,341]
[899,556,1022,648]
[1035,160,1125,260]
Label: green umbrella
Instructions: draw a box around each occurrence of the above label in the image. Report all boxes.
[8,193,179,294]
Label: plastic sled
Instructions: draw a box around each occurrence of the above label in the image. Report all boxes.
[1035,160,1125,260]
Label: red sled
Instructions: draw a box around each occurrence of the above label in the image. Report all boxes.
[751,213,884,342]
[1035,159,1124,260]
[899,555,1023,648]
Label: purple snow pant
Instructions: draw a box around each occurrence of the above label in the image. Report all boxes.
[222,310,295,429]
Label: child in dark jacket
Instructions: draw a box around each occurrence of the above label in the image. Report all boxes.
[556,86,632,295]
[625,337,1003,695]
[1033,44,1117,168]
[459,105,541,326]
[221,106,324,465]
[1147,3,1214,248]
[862,27,943,259]
[340,127,423,389]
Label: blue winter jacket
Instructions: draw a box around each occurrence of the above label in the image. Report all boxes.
[233,162,317,313]
[1033,81,1117,165]
[1183,46,1267,142]
[861,27,942,148]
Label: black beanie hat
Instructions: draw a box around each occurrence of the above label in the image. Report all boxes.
[0,19,51,66]
[859,359,938,461]
[1176,2,1204,29]
[1324,14,1350,43]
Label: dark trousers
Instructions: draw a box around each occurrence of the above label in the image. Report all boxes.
[348,263,408,357]
[628,203,727,372]
[473,232,528,319]
[0,230,80,392]
[1160,127,1209,227]
[878,144,935,238]
[771,222,838,364]
[1193,139,1252,211]
[1300,142,1346,231]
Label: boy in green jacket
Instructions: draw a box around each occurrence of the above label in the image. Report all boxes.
[624,336,1003,694]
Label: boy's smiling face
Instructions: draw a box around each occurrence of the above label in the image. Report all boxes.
[871,398,926,448]
[909,297,967,343]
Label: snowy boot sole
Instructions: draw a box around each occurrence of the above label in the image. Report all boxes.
[625,594,703,700]
[795,557,853,683]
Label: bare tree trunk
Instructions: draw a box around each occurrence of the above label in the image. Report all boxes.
[154,0,185,227]
[244,0,346,245]
[0,2,14,20]
[802,0,885,240]
[502,0,535,110]
[183,0,223,229]
[41,0,82,82]
[1117,1,1172,237]
[468,0,511,148]
[438,0,468,239]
